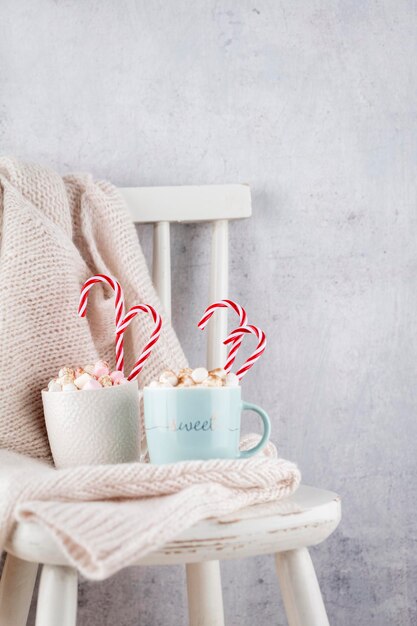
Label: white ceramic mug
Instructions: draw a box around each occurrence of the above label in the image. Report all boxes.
[41,381,140,468]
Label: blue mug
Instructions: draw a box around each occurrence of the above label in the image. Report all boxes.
[143,387,271,464]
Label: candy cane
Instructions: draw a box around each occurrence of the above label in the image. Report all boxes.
[223,324,266,379]
[117,304,162,381]
[78,274,125,372]
[197,300,248,372]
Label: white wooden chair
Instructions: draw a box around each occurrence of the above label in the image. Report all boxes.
[0,184,341,626]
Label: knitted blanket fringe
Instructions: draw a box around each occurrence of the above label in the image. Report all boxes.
[0,159,301,580]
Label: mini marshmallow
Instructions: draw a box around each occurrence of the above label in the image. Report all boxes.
[148,380,160,388]
[58,374,76,387]
[202,374,223,387]
[74,372,92,389]
[83,378,102,391]
[75,367,85,378]
[159,369,179,386]
[110,370,125,384]
[83,364,95,376]
[93,360,110,377]
[191,367,209,384]
[118,378,128,384]
[48,380,62,392]
[177,374,194,387]
[210,368,227,380]
[58,367,75,380]
[62,383,77,392]
[225,372,239,387]
[99,375,113,387]
[178,367,192,377]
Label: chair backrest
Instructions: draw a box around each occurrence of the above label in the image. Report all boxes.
[119,184,252,370]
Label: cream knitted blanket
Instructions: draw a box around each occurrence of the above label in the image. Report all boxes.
[0,159,300,580]
[0,157,186,460]
[1,442,300,579]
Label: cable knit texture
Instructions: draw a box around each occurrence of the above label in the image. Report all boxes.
[0,157,186,459]
[0,443,300,579]
[0,159,301,580]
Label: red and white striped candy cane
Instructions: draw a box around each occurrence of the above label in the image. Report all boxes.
[197,299,248,372]
[78,274,125,372]
[223,324,266,379]
[117,304,162,381]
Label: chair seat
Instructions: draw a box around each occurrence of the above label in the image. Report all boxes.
[6,486,340,568]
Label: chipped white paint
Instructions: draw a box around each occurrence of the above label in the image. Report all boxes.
[5,487,339,625]
[6,486,340,567]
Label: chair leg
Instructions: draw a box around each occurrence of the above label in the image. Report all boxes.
[186,561,225,626]
[35,564,78,626]
[0,553,38,626]
[275,548,330,626]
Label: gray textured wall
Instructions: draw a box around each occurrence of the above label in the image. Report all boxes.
[1,1,416,624]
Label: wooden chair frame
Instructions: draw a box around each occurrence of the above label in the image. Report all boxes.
[0,184,341,626]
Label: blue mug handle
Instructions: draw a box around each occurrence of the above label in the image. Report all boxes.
[239,401,271,459]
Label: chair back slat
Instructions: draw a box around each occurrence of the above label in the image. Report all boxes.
[120,184,251,223]
[124,184,251,369]
[152,222,171,319]
[207,220,228,370]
